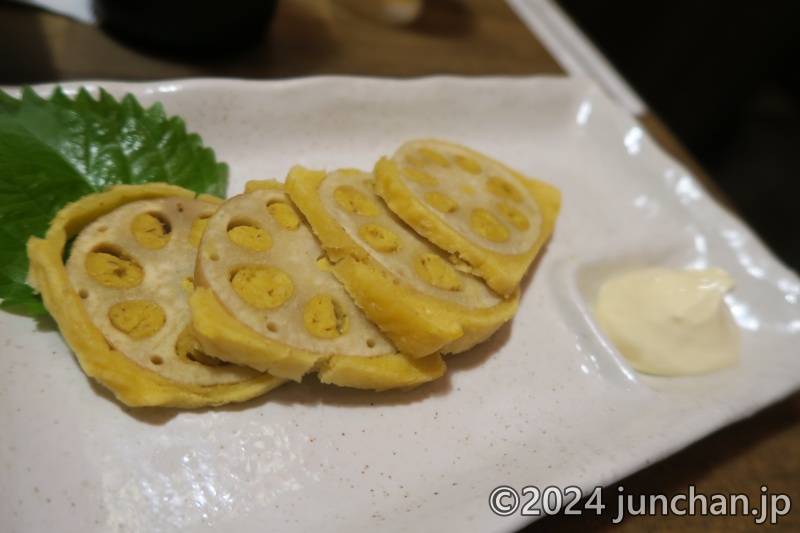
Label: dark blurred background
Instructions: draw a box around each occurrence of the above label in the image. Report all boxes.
[556,0,800,272]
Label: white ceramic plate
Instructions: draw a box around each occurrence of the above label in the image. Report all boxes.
[2,77,799,533]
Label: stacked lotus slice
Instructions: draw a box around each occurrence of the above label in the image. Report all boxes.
[27,140,560,408]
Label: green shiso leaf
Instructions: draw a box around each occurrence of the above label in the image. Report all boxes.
[0,86,228,316]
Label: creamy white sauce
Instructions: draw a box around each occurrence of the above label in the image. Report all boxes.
[594,267,739,376]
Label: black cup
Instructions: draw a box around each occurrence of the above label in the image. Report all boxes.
[94,0,280,56]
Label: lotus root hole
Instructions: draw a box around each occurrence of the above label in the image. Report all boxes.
[470,208,510,242]
[304,294,349,339]
[424,192,459,213]
[455,155,482,174]
[230,265,294,309]
[85,245,144,288]
[415,253,463,291]
[497,203,530,231]
[402,168,438,186]
[108,300,166,338]
[131,211,172,249]
[358,223,402,253]
[267,201,301,230]
[227,218,273,251]
[333,186,380,217]
[487,176,523,203]
[418,148,450,167]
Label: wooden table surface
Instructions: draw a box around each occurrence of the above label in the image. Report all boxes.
[2,0,798,531]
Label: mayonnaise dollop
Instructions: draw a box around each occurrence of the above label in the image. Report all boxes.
[594,267,739,376]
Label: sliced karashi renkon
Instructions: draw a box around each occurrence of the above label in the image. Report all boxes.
[286,167,519,359]
[189,181,445,389]
[374,139,561,297]
[26,184,285,408]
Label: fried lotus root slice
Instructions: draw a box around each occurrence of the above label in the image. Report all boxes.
[286,167,520,358]
[374,139,561,296]
[190,182,445,389]
[26,184,284,408]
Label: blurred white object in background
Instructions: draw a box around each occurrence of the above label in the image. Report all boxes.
[11,0,94,23]
[334,0,424,25]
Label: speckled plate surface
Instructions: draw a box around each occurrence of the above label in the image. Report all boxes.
[2,77,799,533]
